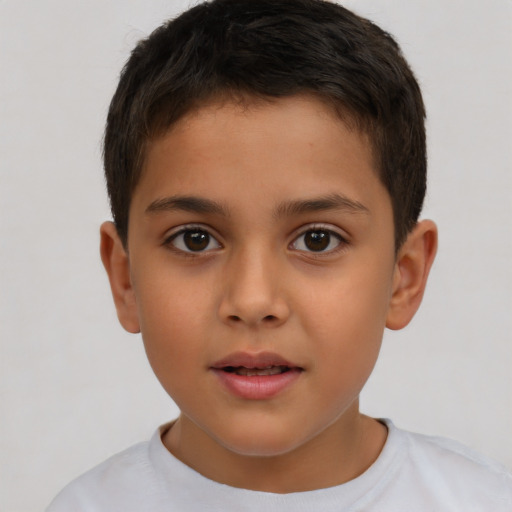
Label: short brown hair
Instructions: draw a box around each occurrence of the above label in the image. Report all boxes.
[104,0,426,249]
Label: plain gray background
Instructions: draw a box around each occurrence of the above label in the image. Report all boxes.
[1,1,511,511]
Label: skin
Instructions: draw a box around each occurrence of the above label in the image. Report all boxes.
[101,95,437,493]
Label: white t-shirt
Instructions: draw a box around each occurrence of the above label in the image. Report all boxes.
[46,420,512,511]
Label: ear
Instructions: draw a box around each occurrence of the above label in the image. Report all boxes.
[386,220,438,330]
[99,221,140,333]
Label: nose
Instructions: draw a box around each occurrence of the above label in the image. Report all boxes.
[217,246,290,328]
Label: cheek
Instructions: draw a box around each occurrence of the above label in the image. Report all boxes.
[303,270,392,338]
[300,261,393,375]
[133,277,211,382]
[135,265,210,331]
[309,289,385,412]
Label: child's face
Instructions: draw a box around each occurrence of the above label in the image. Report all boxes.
[123,95,399,458]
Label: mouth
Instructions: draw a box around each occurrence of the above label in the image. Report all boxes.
[211,351,303,375]
[210,351,303,399]
[222,365,292,377]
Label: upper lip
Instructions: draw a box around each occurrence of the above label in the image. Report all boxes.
[211,351,301,370]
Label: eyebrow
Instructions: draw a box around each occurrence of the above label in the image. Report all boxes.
[145,193,369,218]
[274,193,370,218]
[145,195,229,216]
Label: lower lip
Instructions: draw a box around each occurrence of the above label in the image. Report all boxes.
[212,369,302,400]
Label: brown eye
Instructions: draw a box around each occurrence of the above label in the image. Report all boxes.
[291,228,344,253]
[169,228,221,253]
[304,230,330,251]
[184,230,210,251]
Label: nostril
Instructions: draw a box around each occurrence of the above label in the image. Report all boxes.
[227,314,277,324]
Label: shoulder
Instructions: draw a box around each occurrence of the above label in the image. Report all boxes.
[403,427,512,480]
[45,439,158,512]
[390,422,512,510]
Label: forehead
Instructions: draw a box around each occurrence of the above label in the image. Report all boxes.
[131,95,390,222]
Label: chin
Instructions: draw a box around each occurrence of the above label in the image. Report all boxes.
[212,423,310,458]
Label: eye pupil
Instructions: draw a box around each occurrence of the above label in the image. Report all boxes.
[184,230,209,251]
[305,230,330,251]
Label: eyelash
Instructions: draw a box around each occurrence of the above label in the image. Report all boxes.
[290,224,348,256]
[163,224,348,256]
[164,225,222,255]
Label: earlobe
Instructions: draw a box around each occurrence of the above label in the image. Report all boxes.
[99,221,140,334]
[386,220,438,330]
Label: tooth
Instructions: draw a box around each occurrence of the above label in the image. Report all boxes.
[234,366,287,376]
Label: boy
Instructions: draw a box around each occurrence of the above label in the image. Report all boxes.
[46,0,512,510]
